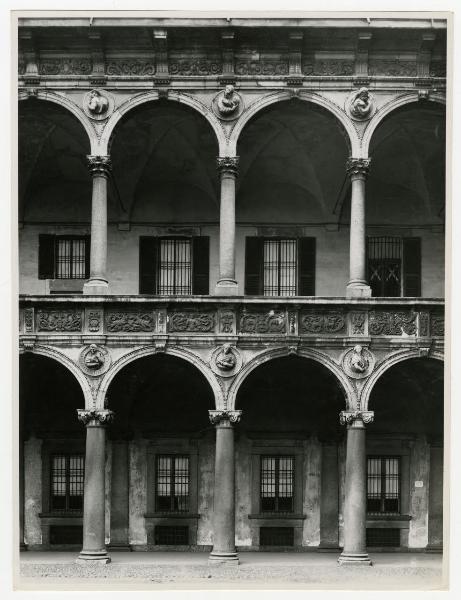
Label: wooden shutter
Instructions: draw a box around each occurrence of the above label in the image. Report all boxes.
[298,237,316,296]
[402,237,421,297]
[84,235,91,278]
[139,237,159,294]
[38,234,55,279]
[192,236,210,295]
[245,237,264,295]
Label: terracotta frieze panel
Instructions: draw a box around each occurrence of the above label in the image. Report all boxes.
[430,313,444,337]
[350,312,366,335]
[219,311,235,334]
[235,60,288,76]
[302,59,354,76]
[300,312,346,335]
[429,60,446,78]
[105,311,155,333]
[368,311,417,336]
[169,59,222,76]
[106,60,156,76]
[168,312,215,333]
[369,59,417,77]
[37,310,82,332]
[24,308,34,333]
[39,58,92,75]
[239,311,286,334]
[419,312,430,337]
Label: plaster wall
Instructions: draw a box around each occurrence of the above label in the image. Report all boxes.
[23,436,43,547]
[408,436,430,548]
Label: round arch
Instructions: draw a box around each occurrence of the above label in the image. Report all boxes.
[18,90,96,153]
[19,345,93,408]
[361,349,444,411]
[99,90,227,155]
[227,346,355,411]
[228,90,360,156]
[97,345,223,410]
[361,92,446,158]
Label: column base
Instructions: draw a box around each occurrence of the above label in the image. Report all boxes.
[338,552,372,566]
[208,551,239,564]
[346,282,372,298]
[83,278,110,295]
[76,550,111,565]
[214,279,239,296]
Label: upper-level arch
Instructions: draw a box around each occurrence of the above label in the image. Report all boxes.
[99,90,226,155]
[228,90,360,157]
[361,92,446,158]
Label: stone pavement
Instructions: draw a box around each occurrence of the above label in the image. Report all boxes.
[18,551,445,590]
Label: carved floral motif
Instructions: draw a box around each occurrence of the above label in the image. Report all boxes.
[368,311,417,336]
[24,308,34,332]
[37,310,82,332]
[240,312,286,334]
[220,311,234,334]
[419,312,430,337]
[235,61,288,76]
[369,59,416,77]
[350,312,366,335]
[429,61,446,78]
[106,60,155,76]
[39,58,92,75]
[300,312,346,334]
[169,60,222,76]
[169,312,215,333]
[106,311,155,332]
[88,311,101,333]
[430,314,444,337]
[302,59,354,76]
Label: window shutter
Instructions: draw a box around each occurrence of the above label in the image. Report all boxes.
[245,237,264,295]
[298,237,316,296]
[402,237,421,297]
[38,234,55,279]
[139,237,159,294]
[84,235,91,279]
[192,236,210,295]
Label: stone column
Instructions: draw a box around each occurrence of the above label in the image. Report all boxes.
[215,157,239,296]
[338,410,374,566]
[208,410,242,563]
[83,155,111,295]
[76,409,114,564]
[346,158,371,298]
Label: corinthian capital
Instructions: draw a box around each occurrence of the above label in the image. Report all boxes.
[346,157,371,179]
[209,409,242,426]
[77,409,114,427]
[339,410,374,426]
[87,155,112,177]
[216,156,239,176]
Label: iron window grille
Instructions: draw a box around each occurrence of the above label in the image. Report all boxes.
[157,238,192,295]
[155,455,190,513]
[263,239,298,296]
[260,455,294,514]
[367,456,401,514]
[367,236,402,297]
[55,236,89,279]
[50,454,84,512]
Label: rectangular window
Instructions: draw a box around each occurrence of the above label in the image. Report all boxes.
[155,455,190,513]
[158,238,192,294]
[367,456,400,514]
[263,239,297,296]
[50,454,84,512]
[39,234,90,280]
[260,455,294,514]
[367,236,421,297]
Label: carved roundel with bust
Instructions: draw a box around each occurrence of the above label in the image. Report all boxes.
[210,344,242,377]
[79,344,111,376]
[341,345,375,379]
[212,85,244,121]
[345,87,375,121]
[83,89,114,120]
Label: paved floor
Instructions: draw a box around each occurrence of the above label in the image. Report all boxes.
[18,551,445,590]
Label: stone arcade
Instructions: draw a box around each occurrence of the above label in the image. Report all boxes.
[18,16,446,565]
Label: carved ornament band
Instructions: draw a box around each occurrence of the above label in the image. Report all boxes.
[77,409,115,426]
[346,158,371,179]
[87,155,112,177]
[209,410,242,426]
[339,410,374,426]
[216,156,239,176]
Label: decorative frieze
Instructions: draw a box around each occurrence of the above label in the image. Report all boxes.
[24,308,34,332]
[87,310,102,333]
[430,314,444,337]
[350,312,366,335]
[37,310,82,332]
[169,59,221,76]
[240,311,286,334]
[105,311,155,332]
[235,61,288,76]
[300,312,346,335]
[219,311,235,334]
[169,312,215,333]
[368,311,417,336]
[429,60,446,78]
[39,58,92,75]
[419,312,430,337]
[369,59,416,77]
[303,59,354,76]
[106,60,155,76]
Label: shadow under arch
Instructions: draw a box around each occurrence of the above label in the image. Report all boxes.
[102,350,218,436]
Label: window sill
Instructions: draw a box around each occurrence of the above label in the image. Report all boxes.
[248,513,306,520]
[144,513,200,519]
[366,514,411,521]
[366,514,411,529]
[39,512,83,519]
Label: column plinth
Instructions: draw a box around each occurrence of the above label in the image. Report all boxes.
[215,157,239,296]
[76,410,114,565]
[83,156,111,295]
[346,158,372,298]
[208,410,242,564]
[338,411,374,566]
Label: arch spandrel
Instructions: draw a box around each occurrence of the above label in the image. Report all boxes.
[226,346,356,412]
[98,90,227,156]
[96,345,223,412]
[228,90,360,157]
[18,90,97,153]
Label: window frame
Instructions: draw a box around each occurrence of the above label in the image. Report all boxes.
[262,238,298,297]
[39,234,90,280]
[49,453,85,514]
[366,455,401,515]
[259,454,295,515]
[154,453,191,514]
[156,237,193,295]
